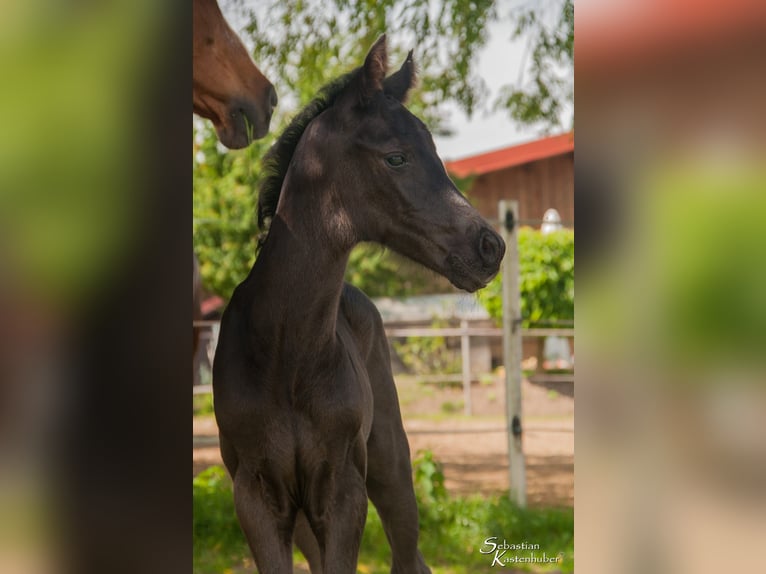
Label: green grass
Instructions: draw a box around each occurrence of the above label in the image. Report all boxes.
[479,374,497,387]
[194,455,573,574]
[440,400,464,414]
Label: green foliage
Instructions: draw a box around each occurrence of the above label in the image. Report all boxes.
[392,320,461,376]
[194,458,574,573]
[231,0,497,132]
[192,467,246,571]
[497,0,573,130]
[413,449,449,505]
[344,244,453,297]
[193,393,215,416]
[647,167,766,368]
[193,123,271,299]
[478,227,574,327]
[230,0,572,132]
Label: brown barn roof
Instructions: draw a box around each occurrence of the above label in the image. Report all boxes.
[445,132,574,178]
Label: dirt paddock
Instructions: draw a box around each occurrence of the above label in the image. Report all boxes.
[193,376,573,508]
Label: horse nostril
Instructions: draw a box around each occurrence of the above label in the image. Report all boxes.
[268,85,278,111]
[479,229,503,264]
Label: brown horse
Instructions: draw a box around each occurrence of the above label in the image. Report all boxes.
[193,0,277,149]
[213,36,505,573]
[193,0,278,369]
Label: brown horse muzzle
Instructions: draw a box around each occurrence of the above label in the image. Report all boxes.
[220,84,278,148]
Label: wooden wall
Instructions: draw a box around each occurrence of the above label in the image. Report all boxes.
[464,152,574,226]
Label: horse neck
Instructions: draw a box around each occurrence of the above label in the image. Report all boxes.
[244,210,351,356]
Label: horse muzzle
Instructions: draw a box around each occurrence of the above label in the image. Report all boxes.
[445,226,505,292]
[221,86,277,148]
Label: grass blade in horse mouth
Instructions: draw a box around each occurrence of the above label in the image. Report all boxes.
[193,0,276,148]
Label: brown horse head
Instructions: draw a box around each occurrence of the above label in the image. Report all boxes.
[193,0,277,148]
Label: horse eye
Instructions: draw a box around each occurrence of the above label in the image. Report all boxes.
[385,154,406,168]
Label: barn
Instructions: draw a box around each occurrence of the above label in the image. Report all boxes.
[444,131,574,227]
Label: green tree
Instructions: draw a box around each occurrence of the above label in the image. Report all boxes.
[497,0,573,130]
[193,123,270,299]
[231,0,498,132]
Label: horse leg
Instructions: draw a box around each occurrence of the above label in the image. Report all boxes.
[305,447,368,573]
[322,475,367,573]
[293,510,323,574]
[232,468,295,574]
[365,347,431,573]
[367,418,431,573]
[338,286,431,573]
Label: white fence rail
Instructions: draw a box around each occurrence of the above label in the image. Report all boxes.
[194,321,574,404]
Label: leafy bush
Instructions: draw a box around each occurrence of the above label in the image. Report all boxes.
[478,227,574,327]
[412,449,448,506]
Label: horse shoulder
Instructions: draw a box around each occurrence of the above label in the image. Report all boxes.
[339,283,387,359]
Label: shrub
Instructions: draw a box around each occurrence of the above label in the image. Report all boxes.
[412,449,448,506]
[478,227,574,327]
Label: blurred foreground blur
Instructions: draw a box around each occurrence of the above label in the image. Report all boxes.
[576,1,766,573]
[0,2,189,573]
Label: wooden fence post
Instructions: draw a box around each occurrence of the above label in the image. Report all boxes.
[461,319,472,416]
[500,200,527,507]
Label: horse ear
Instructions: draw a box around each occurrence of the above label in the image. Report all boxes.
[384,50,416,103]
[358,34,388,104]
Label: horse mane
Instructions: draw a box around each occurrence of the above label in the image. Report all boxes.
[257,69,358,232]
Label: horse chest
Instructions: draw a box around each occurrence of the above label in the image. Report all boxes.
[289,343,373,437]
